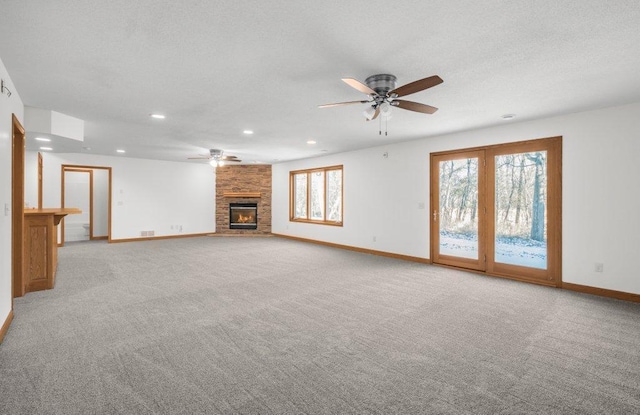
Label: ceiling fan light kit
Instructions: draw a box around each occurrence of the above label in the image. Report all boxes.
[363,106,377,120]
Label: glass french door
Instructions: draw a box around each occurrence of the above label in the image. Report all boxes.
[431,137,562,286]
[431,150,486,271]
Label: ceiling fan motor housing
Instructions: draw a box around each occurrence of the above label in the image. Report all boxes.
[210,149,223,159]
[365,74,397,96]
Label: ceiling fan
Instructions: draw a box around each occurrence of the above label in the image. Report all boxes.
[188,149,241,166]
[319,74,443,121]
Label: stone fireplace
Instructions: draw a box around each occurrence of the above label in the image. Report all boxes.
[215,165,272,234]
[229,203,258,230]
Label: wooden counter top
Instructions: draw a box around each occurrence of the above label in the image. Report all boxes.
[24,208,82,215]
[24,208,81,226]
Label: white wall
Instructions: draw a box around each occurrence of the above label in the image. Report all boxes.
[93,168,109,237]
[41,153,216,240]
[24,151,39,208]
[0,57,24,328]
[272,101,640,295]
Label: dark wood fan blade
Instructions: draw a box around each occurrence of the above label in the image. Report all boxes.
[318,100,369,108]
[226,159,241,162]
[388,75,443,98]
[394,99,438,114]
[221,155,238,160]
[342,78,377,95]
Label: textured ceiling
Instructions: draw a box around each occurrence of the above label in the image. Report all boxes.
[1,1,639,164]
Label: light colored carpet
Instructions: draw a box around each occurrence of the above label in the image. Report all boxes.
[1,236,639,414]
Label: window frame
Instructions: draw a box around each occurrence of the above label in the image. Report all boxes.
[289,165,343,226]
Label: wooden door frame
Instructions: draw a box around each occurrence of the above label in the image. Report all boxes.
[430,136,562,287]
[60,164,112,246]
[12,114,25,298]
[37,152,43,209]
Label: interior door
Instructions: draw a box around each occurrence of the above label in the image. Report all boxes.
[431,150,486,271]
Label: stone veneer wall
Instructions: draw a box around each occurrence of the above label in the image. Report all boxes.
[215,164,272,234]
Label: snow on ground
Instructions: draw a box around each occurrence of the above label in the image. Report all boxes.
[439,231,547,269]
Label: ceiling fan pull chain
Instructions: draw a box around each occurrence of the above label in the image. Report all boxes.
[379,116,382,135]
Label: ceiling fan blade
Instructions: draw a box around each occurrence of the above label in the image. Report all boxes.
[226,159,241,162]
[394,99,439,114]
[388,75,443,98]
[318,100,369,108]
[221,155,238,160]
[342,78,377,95]
[366,107,380,122]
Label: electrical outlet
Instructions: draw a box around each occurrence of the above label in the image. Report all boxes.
[594,263,604,273]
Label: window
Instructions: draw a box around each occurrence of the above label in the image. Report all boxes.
[290,165,342,225]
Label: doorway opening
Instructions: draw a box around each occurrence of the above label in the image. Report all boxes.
[60,165,112,246]
[430,136,562,287]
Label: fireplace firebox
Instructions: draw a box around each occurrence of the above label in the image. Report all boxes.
[229,203,258,230]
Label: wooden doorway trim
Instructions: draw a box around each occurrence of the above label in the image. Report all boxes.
[12,114,25,298]
[60,164,113,245]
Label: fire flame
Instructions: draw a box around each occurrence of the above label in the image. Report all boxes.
[236,213,254,223]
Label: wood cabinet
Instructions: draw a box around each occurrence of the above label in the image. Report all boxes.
[21,208,80,295]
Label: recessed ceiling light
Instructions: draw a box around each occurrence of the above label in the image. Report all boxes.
[243,130,254,135]
[39,147,53,151]
[116,149,126,153]
[307,140,316,145]
[35,137,51,142]
[501,114,516,120]
[150,114,165,119]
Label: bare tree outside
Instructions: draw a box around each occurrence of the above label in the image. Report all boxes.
[326,169,342,222]
[438,152,547,269]
[310,172,325,220]
[494,151,547,268]
[293,173,307,218]
[438,158,479,259]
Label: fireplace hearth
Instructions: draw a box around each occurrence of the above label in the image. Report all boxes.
[229,203,258,230]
